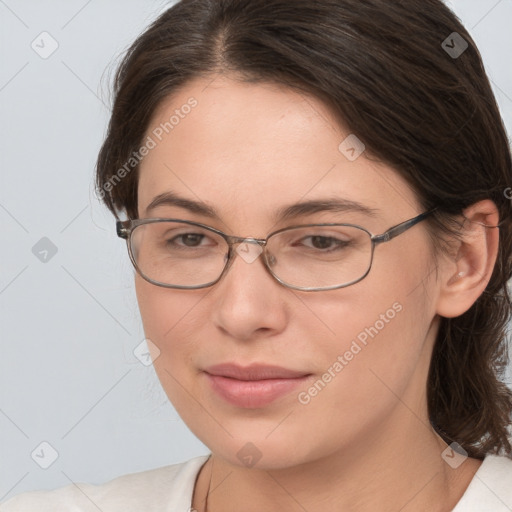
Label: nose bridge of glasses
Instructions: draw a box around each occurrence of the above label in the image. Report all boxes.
[228,236,267,265]
[226,235,266,245]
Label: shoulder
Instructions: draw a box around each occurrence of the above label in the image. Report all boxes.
[0,454,210,512]
[453,454,512,511]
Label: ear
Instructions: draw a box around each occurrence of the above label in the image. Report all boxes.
[436,199,500,318]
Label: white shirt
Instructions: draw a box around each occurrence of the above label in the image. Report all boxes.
[2,453,512,511]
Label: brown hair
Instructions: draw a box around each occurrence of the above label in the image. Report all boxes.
[95,0,512,458]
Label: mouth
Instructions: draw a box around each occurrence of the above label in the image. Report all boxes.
[203,363,313,408]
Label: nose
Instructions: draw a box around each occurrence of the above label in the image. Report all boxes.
[210,240,288,341]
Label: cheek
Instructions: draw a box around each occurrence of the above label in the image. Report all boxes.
[135,276,169,340]
[135,274,205,340]
[289,291,430,459]
[295,252,433,406]
[134,275,211,402]
[134,277,216,444]
[134,275,202,375]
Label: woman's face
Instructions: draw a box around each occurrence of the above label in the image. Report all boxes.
[135,74,441,469]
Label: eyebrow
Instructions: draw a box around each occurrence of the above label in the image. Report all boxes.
[144,191,379,222]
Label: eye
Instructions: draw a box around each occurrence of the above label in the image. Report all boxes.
[165,231,218,249]
[298,235,351,252]
[169,233,209,247]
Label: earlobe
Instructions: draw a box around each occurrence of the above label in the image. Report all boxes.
[436,200,500,319]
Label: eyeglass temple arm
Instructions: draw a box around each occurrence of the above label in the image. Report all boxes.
[372,208,437,244]
[116,220,131,239]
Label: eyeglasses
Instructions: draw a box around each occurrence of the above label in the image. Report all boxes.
[116,208,436,292]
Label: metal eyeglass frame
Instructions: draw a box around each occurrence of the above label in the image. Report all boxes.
[116,207,437,292]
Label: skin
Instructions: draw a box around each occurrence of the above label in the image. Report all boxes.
[134,73,499,512]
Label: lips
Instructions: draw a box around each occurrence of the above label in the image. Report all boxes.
[203,363,312,408]
[204,363,310,381]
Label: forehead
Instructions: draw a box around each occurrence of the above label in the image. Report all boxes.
[137,74,419,230]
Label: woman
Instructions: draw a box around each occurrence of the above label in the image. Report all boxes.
[2,0,512,510]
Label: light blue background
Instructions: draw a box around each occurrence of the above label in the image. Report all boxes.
[1,0,511,500]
